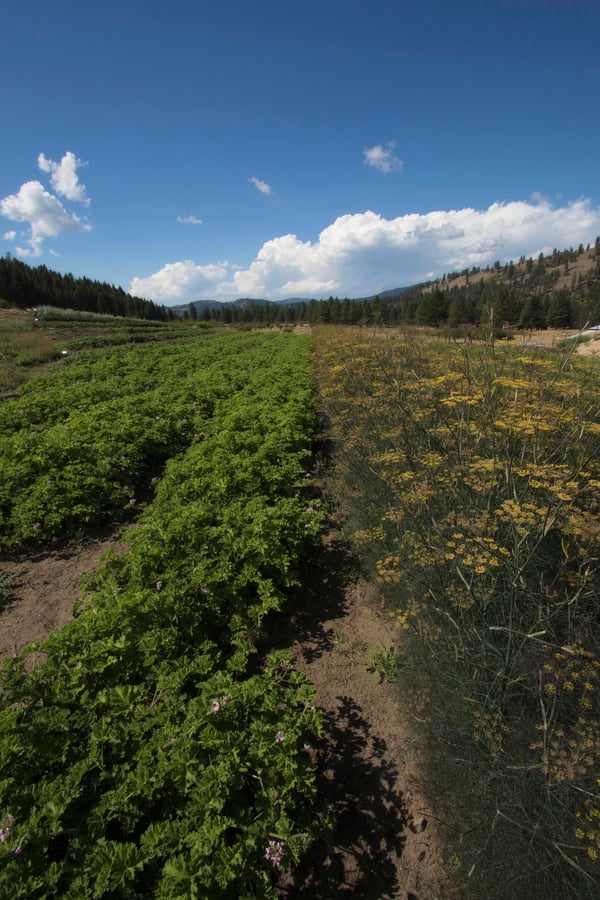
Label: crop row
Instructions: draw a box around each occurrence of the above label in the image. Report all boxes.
[313,326,600,896]
[0,332,283,549]
[0,332,326,897]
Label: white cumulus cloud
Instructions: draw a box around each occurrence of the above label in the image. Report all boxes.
[177,215,203,225]
[2,230,17,241]
[249,176,272,196]
[130,260,229,302]
[130,198,600,304]
[363,142,403,174]
[38,151,90,206]
[0,180,92,257]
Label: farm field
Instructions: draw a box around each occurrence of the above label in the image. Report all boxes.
[313,325,600,897]
[2,310,600,897]
[0,324,327,896]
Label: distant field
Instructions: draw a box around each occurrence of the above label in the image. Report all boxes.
[0,305,197,391]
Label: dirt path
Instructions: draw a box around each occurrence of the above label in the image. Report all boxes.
[0,527,128,668]
[515,327,600,356]
[270,534,447,899]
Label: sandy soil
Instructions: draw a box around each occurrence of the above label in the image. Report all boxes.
[514,327,600,356]
[270,534,447,899]
[0,527,128,669]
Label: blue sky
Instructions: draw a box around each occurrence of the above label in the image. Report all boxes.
[1,0,599,304]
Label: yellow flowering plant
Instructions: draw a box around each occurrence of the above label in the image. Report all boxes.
[313,324,600,895]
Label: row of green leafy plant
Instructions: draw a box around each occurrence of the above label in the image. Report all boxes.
[0,331,326,897]
[313,326,600,898]
[0,332,262,548]
[0,306,194,393]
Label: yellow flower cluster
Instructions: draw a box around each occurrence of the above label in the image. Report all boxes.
[472,708,510,756]
[443,533,508,574]
[496,498,550,537]
[352,525,385,545]
[575,790,600,862]
[312,325,600,871]
[439,390,484,408]
[530,645,600,804]
[539,644,600,711]
[494,409,555,435]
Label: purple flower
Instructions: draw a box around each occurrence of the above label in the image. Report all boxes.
[211,695,229,713]
[275,730,285,743]
[265,840,285,867]
[13,845,22,855]
[0,814,16,851]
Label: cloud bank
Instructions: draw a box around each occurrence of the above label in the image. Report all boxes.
[130,198,600,304]
[1,152,91,257]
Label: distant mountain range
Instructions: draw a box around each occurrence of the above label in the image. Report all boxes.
[170,285,418,316]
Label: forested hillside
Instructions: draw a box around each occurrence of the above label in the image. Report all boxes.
[0,256,171,322]
[418,238,600,329]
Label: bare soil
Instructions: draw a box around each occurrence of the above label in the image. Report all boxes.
[515,327,600,357]
[270,533,448,899]
[0,527,128,669]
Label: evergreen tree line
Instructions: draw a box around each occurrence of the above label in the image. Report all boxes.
[0,256,172,321]
[397,241,600,330]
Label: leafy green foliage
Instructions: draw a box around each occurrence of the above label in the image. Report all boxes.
[0,571,16,611]
[0,332,326,896]
[366,644,403,682]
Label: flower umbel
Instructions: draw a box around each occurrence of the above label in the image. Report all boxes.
[211,695,230,713]
[265,839,285,867]
[0,814,20,854]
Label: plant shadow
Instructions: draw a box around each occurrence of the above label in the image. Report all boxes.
[282,695,409,898]
[266,536,411,898]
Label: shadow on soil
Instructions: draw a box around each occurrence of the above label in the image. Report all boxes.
[266,537,411,899]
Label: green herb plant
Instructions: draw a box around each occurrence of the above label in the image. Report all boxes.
[0,331,327,897]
